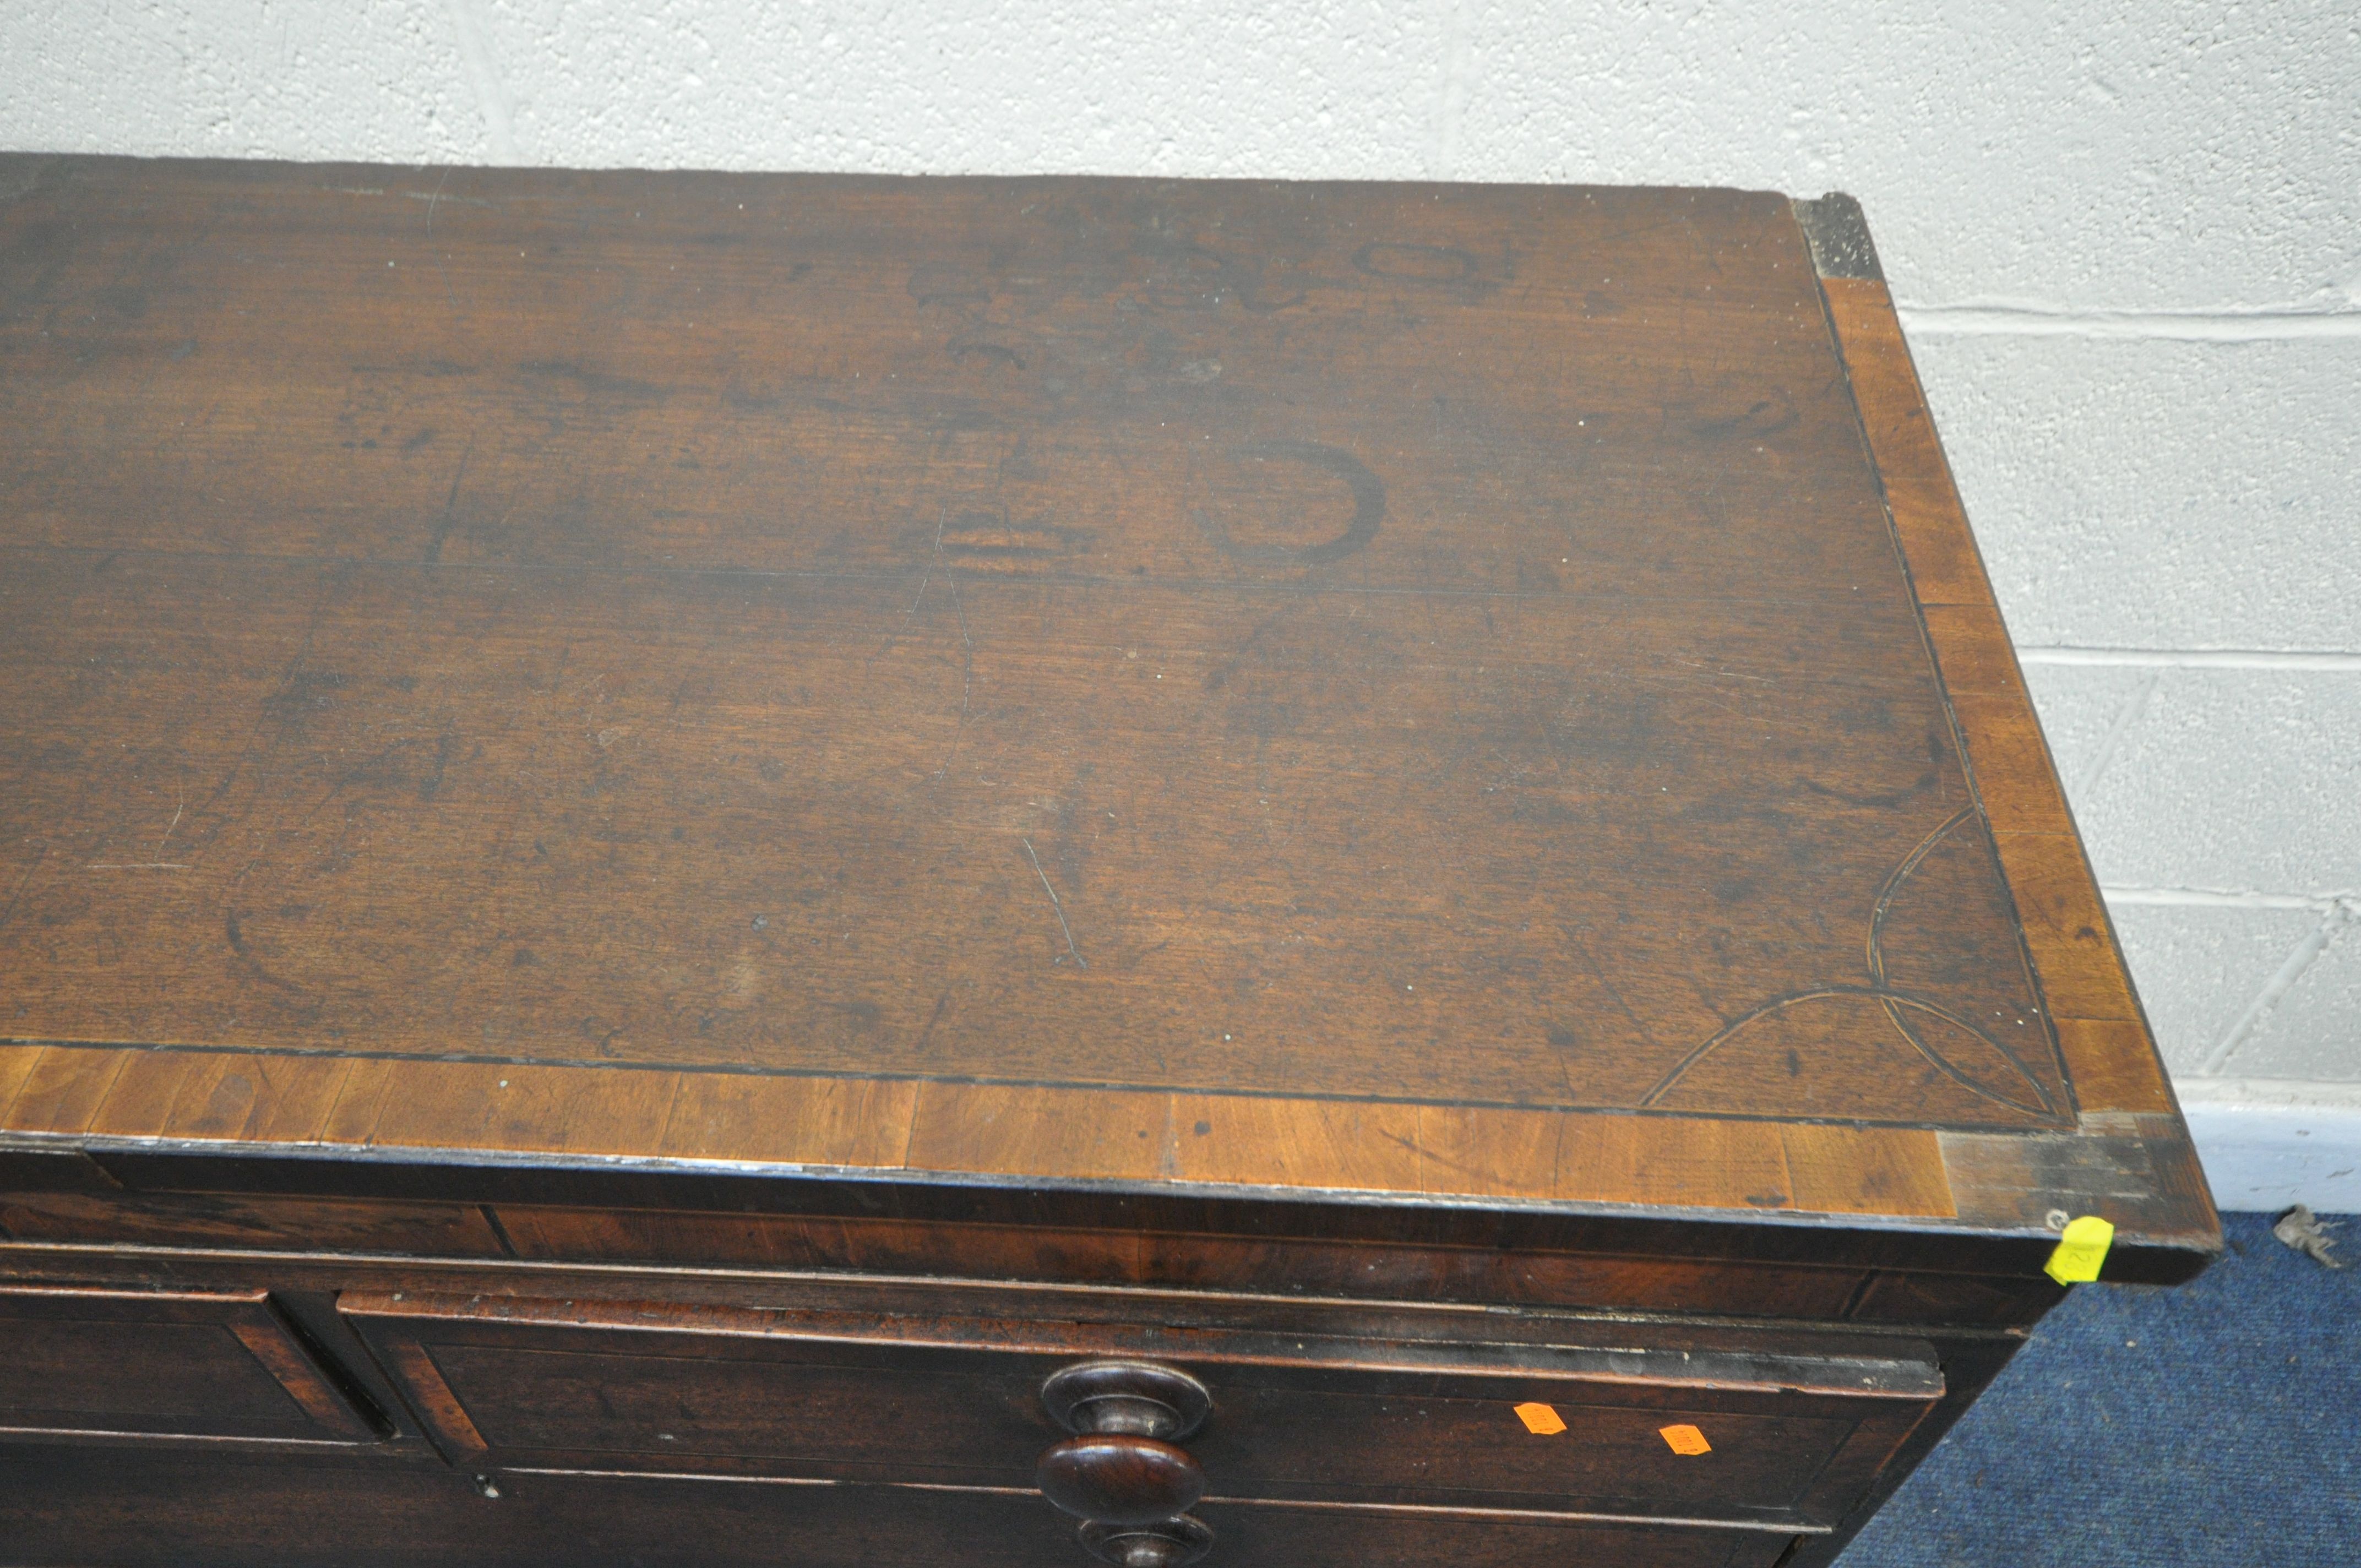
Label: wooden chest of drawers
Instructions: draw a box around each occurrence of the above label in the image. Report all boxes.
[0,155,2216,1567]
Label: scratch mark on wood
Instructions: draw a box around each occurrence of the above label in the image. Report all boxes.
[913,989,952,1055]
[1022,837,1087,970]
[404,189,495,210]
[423,167,461,317]
[0,846,50,934]
[425,438,474,564]
[929,509,975,780]
[1665,656,1777,684]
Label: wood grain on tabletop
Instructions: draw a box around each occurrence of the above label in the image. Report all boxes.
[0,157,2179,1224]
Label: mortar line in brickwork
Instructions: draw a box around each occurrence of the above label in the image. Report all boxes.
[1899,302,2361,341]
[1428,0,1475,177]
[445,0,520,164]
[2201,905,2358,1076]
[2075,668,2162,799]
[2018,647,2361,671]
[2104,888,2361,912]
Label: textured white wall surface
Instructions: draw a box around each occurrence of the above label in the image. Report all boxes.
[5,2,2358,1185]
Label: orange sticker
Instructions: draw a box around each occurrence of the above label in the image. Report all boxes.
[1513,1402,1567,1435]
[1660,1424,1711,1456]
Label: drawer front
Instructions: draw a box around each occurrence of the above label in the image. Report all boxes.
[0,1286,379,1445]
[1199,1499,1789,1568]
[0,1189,509,1257]
[0,1455,1793,1568]
[345,1292,1938,1529]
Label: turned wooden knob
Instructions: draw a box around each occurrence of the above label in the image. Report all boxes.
[1040,1360,1216,1553]
[1037,1434,1205,1525]
[1041,1360,1211,1441]
[1079,1516,1217,1568]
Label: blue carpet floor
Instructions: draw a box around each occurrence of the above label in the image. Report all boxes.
[1838,1212,2359,1567]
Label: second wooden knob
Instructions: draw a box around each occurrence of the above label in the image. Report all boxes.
[1036,1434,1206,1526]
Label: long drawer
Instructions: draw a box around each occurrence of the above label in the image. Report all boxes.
[343,1291,1940,1532]
[0,1453,1793,1568]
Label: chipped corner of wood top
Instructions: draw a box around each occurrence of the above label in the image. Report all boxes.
[1793,192,1884,282]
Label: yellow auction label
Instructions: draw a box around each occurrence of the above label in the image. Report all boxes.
[2044,1215,2115,1284]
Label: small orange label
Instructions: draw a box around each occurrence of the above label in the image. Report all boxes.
[1513,1402,1567,1435]
[1660,1424,1711,1456]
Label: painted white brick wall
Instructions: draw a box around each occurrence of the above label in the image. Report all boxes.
[6,1,2357,1195]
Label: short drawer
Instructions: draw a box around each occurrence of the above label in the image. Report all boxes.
[344,1292,1939,1532]
[0,1285,380,1446]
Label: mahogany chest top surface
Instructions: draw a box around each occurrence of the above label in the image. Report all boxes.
[0,156,2215,1281]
